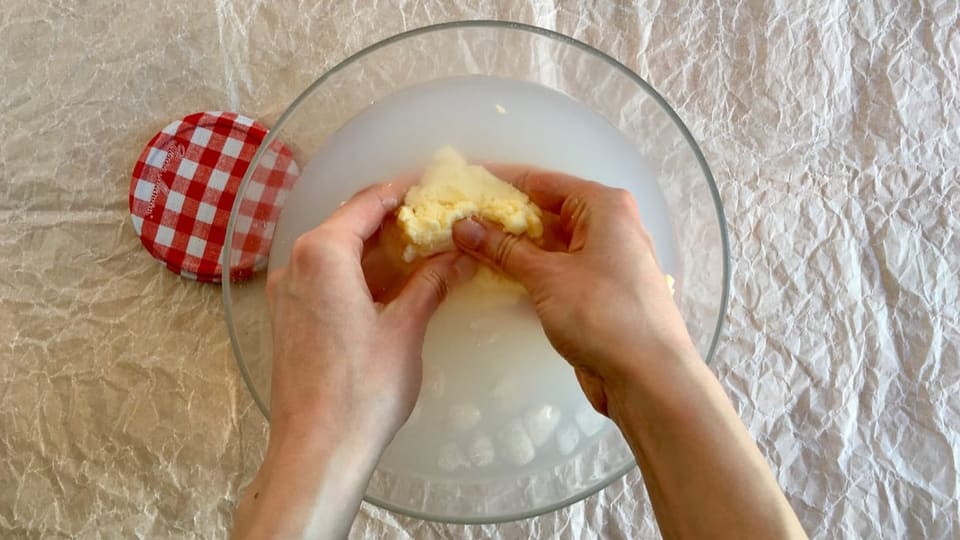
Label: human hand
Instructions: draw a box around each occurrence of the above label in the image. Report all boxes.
[451,169,808,540]
[266,181,476,448]
[234,181,475,539]
[451,167,695,417]
[450,169,808,540]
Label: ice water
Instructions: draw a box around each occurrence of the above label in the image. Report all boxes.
[269,76,676,482]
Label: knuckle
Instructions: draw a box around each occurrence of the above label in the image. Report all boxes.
[290,235,319,269]
[494,235,521,268]
[290,231,337,270]
[514,169,534,191]
[610,188,636,208]
[418,268,449,302]
[561,196,588,228]
[289,236,315,267]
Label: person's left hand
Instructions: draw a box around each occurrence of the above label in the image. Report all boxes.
[234,181,475,539]
[234,182,476,538]
[266,180,476,448]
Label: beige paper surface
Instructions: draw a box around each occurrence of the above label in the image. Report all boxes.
[1,1,957,538]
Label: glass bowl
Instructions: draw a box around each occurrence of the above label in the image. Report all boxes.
[223,21,729,524]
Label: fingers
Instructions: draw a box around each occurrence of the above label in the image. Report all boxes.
[483,164,599,214]
[538,211,572,252]
[361,219,416,303]
[385,252,478,328]
[315,179,414,243]
[291,180,415,272]
[452,218,546,285]
[361,245,408,303]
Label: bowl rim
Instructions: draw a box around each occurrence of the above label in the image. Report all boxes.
[222,19,731,525]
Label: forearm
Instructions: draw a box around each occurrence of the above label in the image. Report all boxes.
[607,344,806,539]
[233,425,384,540]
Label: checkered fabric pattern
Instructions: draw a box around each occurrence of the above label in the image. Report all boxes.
[129,111,299,283]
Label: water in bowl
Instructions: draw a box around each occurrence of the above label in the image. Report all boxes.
[268,75,676,482]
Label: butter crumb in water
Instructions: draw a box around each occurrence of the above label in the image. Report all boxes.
[665,274,676,296]
[397,147,543,263]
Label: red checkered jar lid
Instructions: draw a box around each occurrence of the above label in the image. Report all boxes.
[129,111,299,283]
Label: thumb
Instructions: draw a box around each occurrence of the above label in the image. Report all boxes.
[452,218,544,285]
[385,252,477,330]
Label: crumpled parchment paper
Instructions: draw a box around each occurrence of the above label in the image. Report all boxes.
[1,1,957,538]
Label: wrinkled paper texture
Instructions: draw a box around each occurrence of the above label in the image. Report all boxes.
[1,1,957,538]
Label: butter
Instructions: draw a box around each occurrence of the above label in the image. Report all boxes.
[397,147,543,262]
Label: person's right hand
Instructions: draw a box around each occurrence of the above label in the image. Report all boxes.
[455,168,808,540]
[451,168,696,417]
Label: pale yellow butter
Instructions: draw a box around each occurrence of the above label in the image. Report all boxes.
[397,147,543,262]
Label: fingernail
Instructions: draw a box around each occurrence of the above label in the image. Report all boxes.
[377,183,400,211]
[453,219,485,249]
[382,196,399,210]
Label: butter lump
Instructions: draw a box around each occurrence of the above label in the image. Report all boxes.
[397,147,543,262]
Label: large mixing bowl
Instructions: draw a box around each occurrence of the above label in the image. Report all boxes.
[223,21,729,523]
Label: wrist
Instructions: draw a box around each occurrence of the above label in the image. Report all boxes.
[239,420,385,539]
[268,396,401,456]
[602,339,707,427]
[265,411,389,476]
